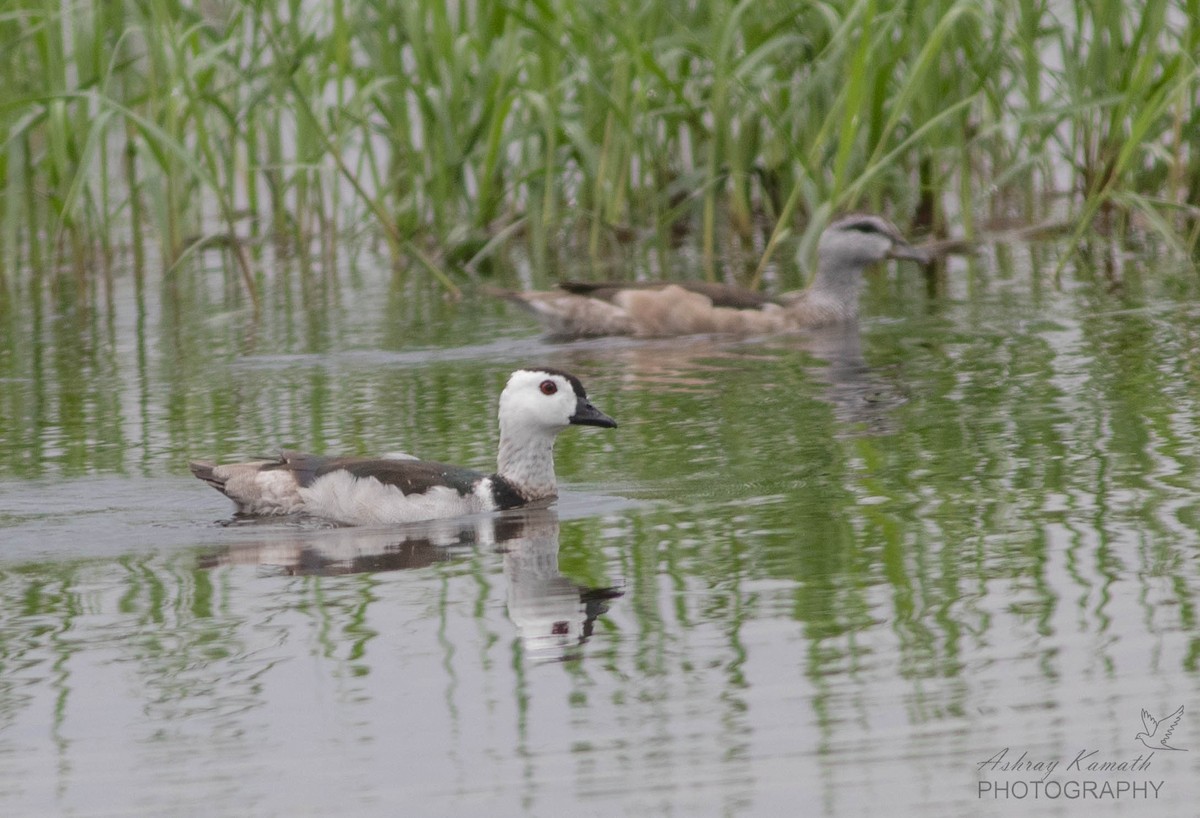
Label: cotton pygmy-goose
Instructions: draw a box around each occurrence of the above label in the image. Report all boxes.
[497,214,929,338]
[189,368,616,526]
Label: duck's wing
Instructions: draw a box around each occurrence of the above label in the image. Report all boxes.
[490,281,778,337]
[275,451,486,496]
[191,451,495,519]
[559,280,777,310]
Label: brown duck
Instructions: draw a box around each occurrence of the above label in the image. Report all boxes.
[497,214,929,338]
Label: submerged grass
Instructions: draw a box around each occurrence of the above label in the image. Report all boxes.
[0,0,1196,300]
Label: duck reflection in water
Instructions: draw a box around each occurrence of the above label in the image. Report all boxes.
[550,323,907,437]
[198,508,621,662]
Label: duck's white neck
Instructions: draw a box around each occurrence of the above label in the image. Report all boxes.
[796,253,868,323]
[811,252,867,301]
[496,422,559,501]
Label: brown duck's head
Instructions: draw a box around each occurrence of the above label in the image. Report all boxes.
[820,214,930,268]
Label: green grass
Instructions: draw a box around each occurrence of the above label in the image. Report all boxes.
[0,0,1196,299]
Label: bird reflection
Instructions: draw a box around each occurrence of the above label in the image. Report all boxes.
[499,512,623,660]
[796,325,908,436]
[549,325,906,434]
[197,508,621,661]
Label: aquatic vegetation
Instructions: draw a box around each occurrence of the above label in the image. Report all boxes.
[0,0,1195,298]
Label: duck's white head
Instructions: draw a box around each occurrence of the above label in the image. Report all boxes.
[818,214,929,270]
[495,369,615,499]
[498,368,617,437]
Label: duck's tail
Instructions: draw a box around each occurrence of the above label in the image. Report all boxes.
[484,285,635,337]
[190,457,305,515]
[480,285,538,311]
[189,460,227,494]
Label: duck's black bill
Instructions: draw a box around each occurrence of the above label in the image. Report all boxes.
[571,398,618,428]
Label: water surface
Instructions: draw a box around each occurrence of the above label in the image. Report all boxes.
[1,243,1199,815]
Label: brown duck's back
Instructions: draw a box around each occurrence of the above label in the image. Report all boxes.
[558,280,778,310]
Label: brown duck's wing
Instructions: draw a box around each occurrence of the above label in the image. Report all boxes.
[558,280,778,309]
[271,451,487,497]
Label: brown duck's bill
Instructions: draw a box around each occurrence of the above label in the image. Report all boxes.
[571,398,618,428]
[888,242,933,265]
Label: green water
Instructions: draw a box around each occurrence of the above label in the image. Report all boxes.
[1,242,1199,816]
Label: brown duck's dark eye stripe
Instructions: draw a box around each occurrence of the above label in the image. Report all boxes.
[842,219,885,234]
[830,215,908,244]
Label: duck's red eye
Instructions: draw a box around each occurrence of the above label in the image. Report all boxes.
[540,380,558,395]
